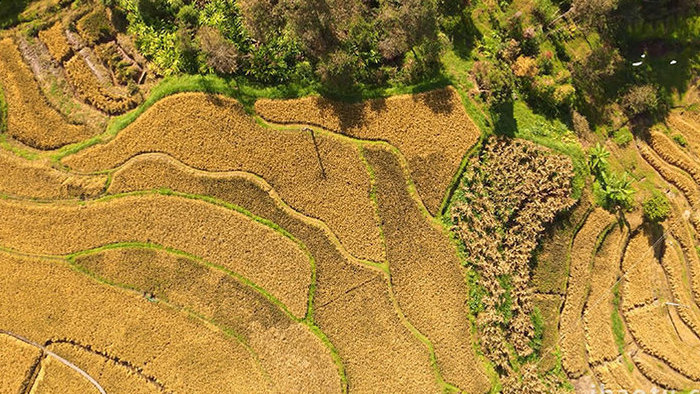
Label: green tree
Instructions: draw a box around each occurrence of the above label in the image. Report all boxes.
[603,172,634,210]
[642,192,671,223]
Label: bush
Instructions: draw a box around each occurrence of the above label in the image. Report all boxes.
[642,192,671,223]
[572,110,591,136]
[472,60,514,104]
[672,133,688,147]
[613,127,633,146]
[621,84,659,117]
[177,5,199,28]
[197,26,239,75]
[512,55,538,78]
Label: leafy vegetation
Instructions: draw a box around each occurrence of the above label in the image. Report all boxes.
[642,191,671,223]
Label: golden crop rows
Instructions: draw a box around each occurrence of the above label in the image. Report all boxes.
[633,351,699,390]
[625,305,700,381]
[0,195,312,318]
[0,251,269,392]
[638,142,700,206]
[31,355,100,393]
[583,225,626,365]
[621,230,665,311]
[659,238,700,338]
[0,333,42,392]
[38,22,72,63]
[560,208,615,378]
[255,87,480,215]
[45,342,160,394]
[63,93,385,262]
[64,55,137,114]
[0,39,92,149]
[0,150,106,199]
[363,144,491,393]
[74,247,341,393]
[593,359,654,392]
[649,129,700,184]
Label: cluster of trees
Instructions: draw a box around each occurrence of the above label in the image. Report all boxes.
[109,0,458,91]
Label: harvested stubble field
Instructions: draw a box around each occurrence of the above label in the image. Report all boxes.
[38,22,72,63]
[560,208,615,378]
[255,87,480,215]
[0,194,312,319]
[62,92,385,262]
[73,246,341,393]
[0,333,42,392]
[0,251,269,392]
[0,149,106,199]
[0,39,93,149]
[64,55,138,115]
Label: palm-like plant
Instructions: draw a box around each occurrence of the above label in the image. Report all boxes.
[604,172,634,209]
[589,143,610,177]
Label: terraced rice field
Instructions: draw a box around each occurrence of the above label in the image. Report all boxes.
[0,40,492,390]
[255,87,480,215]
[0,38,93,148]
[557,109,700,391]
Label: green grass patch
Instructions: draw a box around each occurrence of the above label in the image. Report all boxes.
[611,282,625,354]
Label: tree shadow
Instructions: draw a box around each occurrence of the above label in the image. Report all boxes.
[0,0,31,29]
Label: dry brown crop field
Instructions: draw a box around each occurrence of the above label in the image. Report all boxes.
[64,55,138,115]
[0,333,42,392]
[255,87,480,215]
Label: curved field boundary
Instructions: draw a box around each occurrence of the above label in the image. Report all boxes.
[45,340,164,393]
[660,236,700,339]
[38,22,72,63]
[64,55,138,115]
[0,191,314,319]
[624,304,700,381]
[668,213,700,304]
[0,251,271,393]
[648,130,700,184]
[0,330,106,394]
[254,87,481,216]
[668,113,700,158]
[560,208,616,378]
[106,153,445,392]
[361,144,491,393]
[621,229,666,312]
[69,245,342,393]
[593,358,654,392]
[0,332,43,392]
[633,351,700,390]
[0,150,107,200]
[60,92,386,262]
[637,142,700,207]
[532,191,594,295]
[0,39,94,149]
[583,223,628,365]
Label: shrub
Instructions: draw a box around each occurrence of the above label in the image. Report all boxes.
[177,5,199,28]
[197,26,239,75]
[672,133,688,147]
[472,60,513,104]
[613,127,633,146]
[642,192,671,223]
[621,84,659,118]
[512,55,538,78]
[572,110,591,136]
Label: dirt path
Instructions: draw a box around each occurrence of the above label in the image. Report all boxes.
[0,330,106,394]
